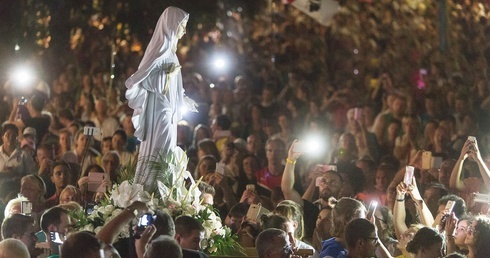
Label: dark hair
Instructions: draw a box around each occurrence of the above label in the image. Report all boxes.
[406,227,443,254]
[1,123,18,137]
[30,93,46,112]
[51,161,70,176]
[112,129,127,142]
[145,235,182,258]
[473,215,490,258]
[174,216,204,237]
[58,108,75,121]
[40,207,69,232]
[345,218,376,249]
[1,214,35,239]
[215,114,232,130]
[426,183,449,199]
[256,228,287,258]
[438,194,466,218]
[61,231,102,258]
[102,136,112,142]
[261,214,290,233]
[228,203,249,219]
[197,138,220,161]
[153,210,176,238]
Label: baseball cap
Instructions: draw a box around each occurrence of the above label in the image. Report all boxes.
[23,127,37,138]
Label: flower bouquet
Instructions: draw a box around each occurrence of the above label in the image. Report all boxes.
[71,147,244,256]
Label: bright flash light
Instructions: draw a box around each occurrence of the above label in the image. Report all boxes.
[11,65,35,88]
[300,134,325,157]
[209,83,215,88]
[214,58,226,69]
[181,104,188,115]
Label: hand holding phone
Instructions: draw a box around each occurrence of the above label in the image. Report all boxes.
[134,213,156,239]
[404,166,414,186]
[440,200,456,229]
[88,172,105,192]
[246,184,255,192]
[367,201,378,220]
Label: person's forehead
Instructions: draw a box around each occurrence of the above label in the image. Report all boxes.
[54,165,68,172]
[322,172,340,181]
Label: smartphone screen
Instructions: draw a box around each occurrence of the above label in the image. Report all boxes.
[49,232,64,244]
[134,213,156,239]
[21,201,32,215]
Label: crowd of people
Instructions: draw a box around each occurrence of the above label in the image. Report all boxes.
[1,0,490,257]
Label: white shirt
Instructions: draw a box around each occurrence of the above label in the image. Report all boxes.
[0,145,36,174]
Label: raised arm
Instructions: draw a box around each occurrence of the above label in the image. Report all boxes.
[470,138,490,190]
[450,140,470,191]
[393,182,408,240]
[407,177,434,227]
[281,140,304,207]
[96,201,149,244]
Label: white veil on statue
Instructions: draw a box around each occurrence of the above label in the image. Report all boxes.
[125,7,190,189]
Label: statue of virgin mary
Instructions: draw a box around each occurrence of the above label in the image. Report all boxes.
[125,6,197,190]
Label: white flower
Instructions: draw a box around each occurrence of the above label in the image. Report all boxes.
[111,181,150,208]
[104,205,115,214]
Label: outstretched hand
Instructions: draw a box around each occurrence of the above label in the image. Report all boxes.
[287,140,304,162]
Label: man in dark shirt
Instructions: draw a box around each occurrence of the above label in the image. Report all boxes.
[281,140,343,241]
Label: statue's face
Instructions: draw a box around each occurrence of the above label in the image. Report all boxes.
[177,20,187,39]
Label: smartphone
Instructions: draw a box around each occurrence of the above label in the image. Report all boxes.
[246,204,270,222]
[293,142,308,153]
[49,232,64,244]
[246,184,255,192]
[404,166,414,186]
[85,202,96,215]
[432,156,443,169]
[474,193,490,204]
[421,151,432,170]
[318,164,337,172]
[216,162,226,175]
[21,201,32,215]
[134,213,156,239]
[88,172,105,192]
[468,136,476,150]
[441,200,456,226]
[354,108,362,120]
[367,200,378,220]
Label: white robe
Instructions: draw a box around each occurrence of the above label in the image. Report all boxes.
[125,7,189,189]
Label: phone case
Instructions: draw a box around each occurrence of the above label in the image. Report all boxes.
[88,172,105,192]
[421,151,432,170]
